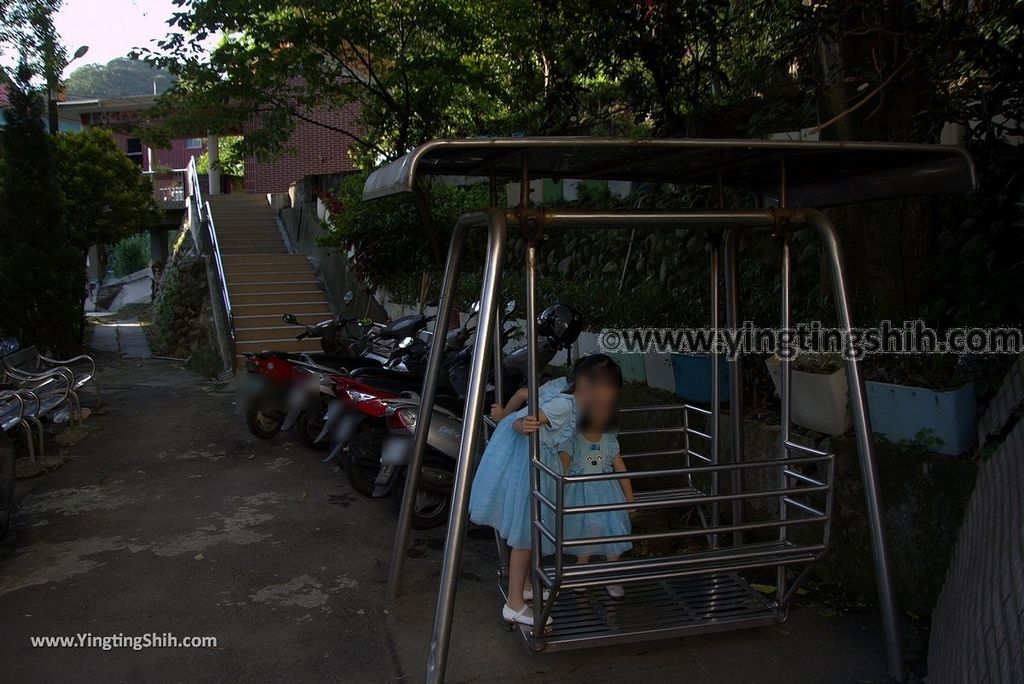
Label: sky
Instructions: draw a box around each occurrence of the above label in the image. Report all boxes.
[53,0,180,72]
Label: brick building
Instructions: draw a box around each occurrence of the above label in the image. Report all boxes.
[58,95,361,196]
[243,102,362,194]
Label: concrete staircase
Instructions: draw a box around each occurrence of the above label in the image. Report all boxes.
[207,194,331,359]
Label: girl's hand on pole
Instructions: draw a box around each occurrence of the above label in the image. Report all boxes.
[514,416,541,434]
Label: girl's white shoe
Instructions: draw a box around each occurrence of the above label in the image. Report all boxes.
[605,584,625,599]
[522,588,550,601]
[502,603,553,627]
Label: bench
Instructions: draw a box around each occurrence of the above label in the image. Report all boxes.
[2,345,100,419]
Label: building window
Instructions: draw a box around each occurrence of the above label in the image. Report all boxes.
[184,137,203,150]
[125,138,144,167]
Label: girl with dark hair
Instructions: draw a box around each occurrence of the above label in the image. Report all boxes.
[469,354,623,627]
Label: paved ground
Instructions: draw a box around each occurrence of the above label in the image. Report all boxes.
[0,356,891,683]
[87,318,152,359]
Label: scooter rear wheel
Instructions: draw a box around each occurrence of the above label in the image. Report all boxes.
[391,456,452,530]
[246,404,283,439]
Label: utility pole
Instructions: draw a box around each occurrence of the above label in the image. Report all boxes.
[43,43,89,134]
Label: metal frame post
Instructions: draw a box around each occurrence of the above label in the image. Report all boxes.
[803,208,904,680]
[777,227,792,603]
[708,234,721,548]
[525,240,546,636]
[387,213,483,604]
[426,211,508,684]
[723,229,744,545]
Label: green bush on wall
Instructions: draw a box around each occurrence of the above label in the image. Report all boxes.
[319,174,831,330]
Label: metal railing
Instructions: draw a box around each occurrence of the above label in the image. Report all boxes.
[204,199,234,345]
[144,169,187,209]
[185,157,235,370]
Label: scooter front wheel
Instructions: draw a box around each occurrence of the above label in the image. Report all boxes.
[246,404,283,439]
[344,427,384,497]
[295,411,329,451]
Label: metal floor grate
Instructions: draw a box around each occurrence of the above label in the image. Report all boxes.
[521,573,777,651]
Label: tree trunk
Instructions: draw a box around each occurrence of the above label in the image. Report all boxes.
[810,2,937,324]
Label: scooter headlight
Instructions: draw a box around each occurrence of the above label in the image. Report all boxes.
[346,389,377,404]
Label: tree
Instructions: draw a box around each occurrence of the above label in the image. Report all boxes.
[65,57,176,98]
[54,127,162,254]
[1,0,64,81]
[0,61,82,349]
[140,1,570,163]
[196,135,244,176]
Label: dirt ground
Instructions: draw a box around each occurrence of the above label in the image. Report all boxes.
[0,354,892,683]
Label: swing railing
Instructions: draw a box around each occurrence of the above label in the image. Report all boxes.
[519,402,835,648]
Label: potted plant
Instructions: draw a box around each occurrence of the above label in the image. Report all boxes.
[863,356,977,456]
[765,354,851,436]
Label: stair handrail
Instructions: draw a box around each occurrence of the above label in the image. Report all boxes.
[186,156,204,219]
[204,199,236,367]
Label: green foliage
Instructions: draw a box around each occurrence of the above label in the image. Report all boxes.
[107,233,150,277]
[54,127,163,253]
[0,62,83,349]
[196,135,245,177]
[320,171,488,295]
[321,176,828,329]
[0,0,65,88]
[65,57,175,98]
[140,1,524,162]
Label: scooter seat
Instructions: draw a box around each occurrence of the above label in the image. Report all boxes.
[306,352,382,371]
[378,314,427,341]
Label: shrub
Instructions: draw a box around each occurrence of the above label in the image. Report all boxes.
[108,233,151,277]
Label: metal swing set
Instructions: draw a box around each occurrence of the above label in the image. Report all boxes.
[361,138,976,683]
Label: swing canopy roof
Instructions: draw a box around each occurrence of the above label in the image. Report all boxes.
[362,137,976,207]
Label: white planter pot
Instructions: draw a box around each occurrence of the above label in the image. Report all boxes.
[765,357,852,436]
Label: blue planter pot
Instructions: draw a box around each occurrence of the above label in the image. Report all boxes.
[865,381,977,455]
[671,353,730,404]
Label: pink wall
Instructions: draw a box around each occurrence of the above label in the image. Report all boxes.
[108,129,206,172]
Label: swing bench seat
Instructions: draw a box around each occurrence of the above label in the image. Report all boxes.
[520,572,777,651]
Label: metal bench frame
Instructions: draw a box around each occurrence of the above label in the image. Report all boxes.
[362,137,977,683]
[3,346,100,423]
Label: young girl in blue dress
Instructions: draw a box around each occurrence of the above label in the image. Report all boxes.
[469,354,624,627]
[558,396,634,599]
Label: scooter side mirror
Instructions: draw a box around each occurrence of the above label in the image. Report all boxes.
[282,313,298,325]
[470,301,480,313]
[504,299,516,315]
[343,291,354,305]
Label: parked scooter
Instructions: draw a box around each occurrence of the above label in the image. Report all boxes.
[322,300,518,497]
[279,302,451,455]
[374,303,582,529]
[240,292,384,445]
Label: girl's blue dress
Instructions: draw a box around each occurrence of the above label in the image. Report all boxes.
[469,378,575,550]
[559,433,632,558]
